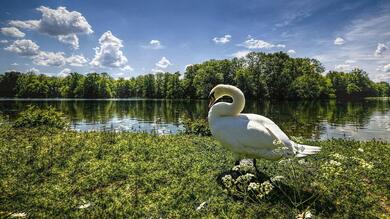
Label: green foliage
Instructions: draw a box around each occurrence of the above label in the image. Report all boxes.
[13,105,69,129]
[0,127,388,218]
[182,118,211,136]
[1,52,389,99]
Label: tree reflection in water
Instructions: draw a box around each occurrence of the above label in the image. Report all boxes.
[0,98,389,140]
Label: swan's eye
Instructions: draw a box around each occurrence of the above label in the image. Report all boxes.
[208,91,215,100]
[208,92,216,108]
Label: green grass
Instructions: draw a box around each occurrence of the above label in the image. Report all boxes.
[0,126,389,218]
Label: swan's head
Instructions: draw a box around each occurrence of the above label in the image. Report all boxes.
[208,84,242,108]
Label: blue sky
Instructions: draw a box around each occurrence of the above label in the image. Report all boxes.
[0,0,389,81]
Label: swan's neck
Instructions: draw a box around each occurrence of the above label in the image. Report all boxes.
[208,87,245,118]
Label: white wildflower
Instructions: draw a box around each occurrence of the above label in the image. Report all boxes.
[357,148,364,152]
[352,157,374,170]
[222,174,234,188]
[236,173,255,184]
[232,163,256,173]
[256,181,274,199]
[330,153,346,161]
[10,212,27,217]
[196,201,207,211]
[77,202,91,209]
[248,182,260,191]
[298,159,307,165]
[329,160,341,166]
[271,175,285,182]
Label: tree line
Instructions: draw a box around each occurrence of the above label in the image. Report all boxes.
[1,52,389,99]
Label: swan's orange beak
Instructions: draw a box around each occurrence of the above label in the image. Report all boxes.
[208,92,216,108]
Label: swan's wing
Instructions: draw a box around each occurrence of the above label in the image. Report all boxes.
[243,114,293,150]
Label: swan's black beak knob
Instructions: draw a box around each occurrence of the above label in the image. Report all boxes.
[208,92,216,108]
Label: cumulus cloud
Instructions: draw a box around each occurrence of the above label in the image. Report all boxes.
[1,27,25,38]
[149,40,163,49]
[33,51,66,66]
[27,67,40,74]
[334,37,345,45]
[335,64,352,71]
[374,43,387,56]
[58,68,72,77]
[287,49,296,55]
[239,37,285,49]
[9,6,92,48]
[232,50,251,58]
[66,54,87,66]
[35,6,92,35]
[5,39,40,56]
[9,20,39,30]
[184,64,193,71]
[155,57,172,69]
[90,31,132,71]
[58,34,79,49]
[0,40,9,43]
[213,34,231,44]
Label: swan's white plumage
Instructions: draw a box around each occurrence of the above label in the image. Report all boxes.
[208,84,320,160]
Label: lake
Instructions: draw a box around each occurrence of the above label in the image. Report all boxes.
[0,98,389,141]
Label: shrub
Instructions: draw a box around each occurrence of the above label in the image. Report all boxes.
[13,105,69,129]
[181,117,211,136]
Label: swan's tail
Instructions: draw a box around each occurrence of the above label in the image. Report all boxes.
[293,143,321,158]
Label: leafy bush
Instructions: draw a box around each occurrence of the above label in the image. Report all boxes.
[181,117,211,136]
[13,105,69,129]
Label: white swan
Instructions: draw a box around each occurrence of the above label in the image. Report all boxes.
[208,84,321,162]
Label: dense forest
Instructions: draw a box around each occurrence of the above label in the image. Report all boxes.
[1,52,389,99]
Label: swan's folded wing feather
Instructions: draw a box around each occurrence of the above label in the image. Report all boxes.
[243,114,293,150]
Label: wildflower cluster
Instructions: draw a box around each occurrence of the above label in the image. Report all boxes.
[220,162,276,201]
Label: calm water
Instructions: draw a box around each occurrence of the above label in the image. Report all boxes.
[0,98,389,141]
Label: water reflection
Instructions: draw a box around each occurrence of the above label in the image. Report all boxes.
[0,98,389,140]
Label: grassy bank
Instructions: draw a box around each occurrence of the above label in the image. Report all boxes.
[0,126,389,218]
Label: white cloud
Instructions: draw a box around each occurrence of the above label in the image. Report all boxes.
[335,64,352,71]
[239,37,285,49]
[36,6,93,35]
[90,31,132,71]
[213,34,231,44]
[9,20,39,30]
[27,67,40,74]
[184,64,193,71]
[383,64,390,73]
[155,57,172,69]
[287,49,296,55]
[66,54,87,66]
[9,6,92,47]
[0,27,25,38]
[4,39,40,56]
[58,34,79,49]
[374,43,387,56]
[33,51,66,66]
[334,37,345,45]
[11,63,19,66]
[0,40,9,43]
[149,40,163,49]
[58,68,71,77]
[231,50,251,58]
